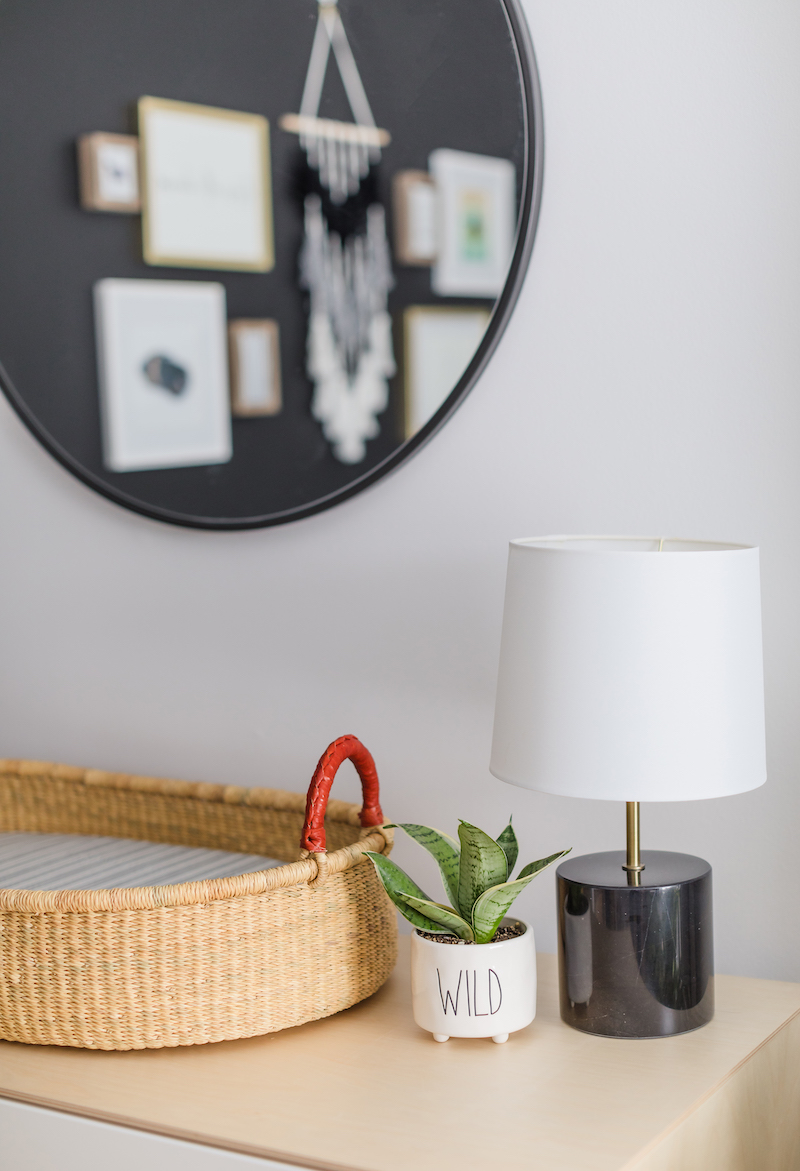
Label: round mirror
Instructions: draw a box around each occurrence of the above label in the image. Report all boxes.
[0,0,542,529]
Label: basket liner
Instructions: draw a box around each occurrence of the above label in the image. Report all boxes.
[0,832,283,891]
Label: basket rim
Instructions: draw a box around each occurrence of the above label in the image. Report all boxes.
[0,759,392,914]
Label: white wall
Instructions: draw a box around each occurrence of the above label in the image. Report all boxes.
[0,0,797,980]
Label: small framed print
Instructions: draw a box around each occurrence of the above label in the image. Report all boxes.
[138,96,274,272]
[94,278,232,472]
[429,149,516,297]
[403,305,491,438]
[228,319,282,417]
[78,133,141,213]
[392,170,437,265]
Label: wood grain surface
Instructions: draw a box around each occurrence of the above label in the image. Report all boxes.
[1,944,799,1171]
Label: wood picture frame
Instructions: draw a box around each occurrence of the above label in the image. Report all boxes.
[228,319,282,417]
[77,132,141,213]
[392,170,437,266]
[138,96,274,272]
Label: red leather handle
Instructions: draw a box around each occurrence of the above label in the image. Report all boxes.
[302,735,384,853]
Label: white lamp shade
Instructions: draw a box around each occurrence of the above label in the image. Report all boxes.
[490,537,766,802]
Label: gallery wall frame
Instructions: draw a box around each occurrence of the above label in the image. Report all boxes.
[393,170,438,266]
[429,149,517,298]
[228,319,282,418]
[138,96,275,273]
[94,278,232,472]
[78,133,141,214]
[402,305,492,439]
[0,0,544,530]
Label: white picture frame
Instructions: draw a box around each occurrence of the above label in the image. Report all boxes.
[403,305,491,438]
[138,96,274,272]
[429,149,516,297]
[94,278,232,472]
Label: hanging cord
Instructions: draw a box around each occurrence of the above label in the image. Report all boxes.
[299,7,335,124]
[295,0,381,202]
[323,6,378,137]
[300,1,377,130]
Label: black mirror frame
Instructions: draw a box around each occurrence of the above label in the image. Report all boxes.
[0,0,543,531]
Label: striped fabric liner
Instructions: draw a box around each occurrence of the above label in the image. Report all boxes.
[0,832,282,892]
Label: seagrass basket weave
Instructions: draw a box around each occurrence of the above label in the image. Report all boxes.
[0,735,397,1050]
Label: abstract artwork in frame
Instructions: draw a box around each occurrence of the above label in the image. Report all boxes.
[138,96,274,272]
[429,149,516,298]
[94,278,232,473]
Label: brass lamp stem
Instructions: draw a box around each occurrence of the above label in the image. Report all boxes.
[623,801,644,886]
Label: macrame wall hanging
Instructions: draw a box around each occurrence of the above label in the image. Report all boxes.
[280,1,395,465]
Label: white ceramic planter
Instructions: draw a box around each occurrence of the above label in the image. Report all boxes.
[410,919,536,1043]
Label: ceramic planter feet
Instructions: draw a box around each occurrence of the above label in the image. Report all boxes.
[411,919,536,1043]
[433,1031,509,1043]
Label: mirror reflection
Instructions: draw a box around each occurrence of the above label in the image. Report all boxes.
[0,0,540,527]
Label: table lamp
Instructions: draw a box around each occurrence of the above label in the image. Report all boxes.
[490,537,766,1038]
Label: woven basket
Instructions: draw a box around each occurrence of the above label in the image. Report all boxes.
[0,735,397,1050]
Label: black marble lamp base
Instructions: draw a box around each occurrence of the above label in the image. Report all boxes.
[556,851,714,1039]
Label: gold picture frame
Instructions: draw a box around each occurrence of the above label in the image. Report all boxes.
[402,305,491,439]
[138,96,274,273]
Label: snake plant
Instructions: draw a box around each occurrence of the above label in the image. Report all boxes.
[365,820,570,945]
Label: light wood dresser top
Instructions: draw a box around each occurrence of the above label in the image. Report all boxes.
[1,942,799,1171]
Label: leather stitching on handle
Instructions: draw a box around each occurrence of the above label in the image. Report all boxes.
[302,735,384,853]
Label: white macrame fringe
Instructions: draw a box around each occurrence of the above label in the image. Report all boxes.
[301,196,395,464]
[295,2,395,463]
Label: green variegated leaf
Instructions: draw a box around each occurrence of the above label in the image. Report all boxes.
[389,823,461,909]
[364,852,447,932]
[517,847,572,881]
[473,848,572,943]
[399,894,474,941]
[496,819,519,876]
[471,874,537,943]
[457,821,508,920]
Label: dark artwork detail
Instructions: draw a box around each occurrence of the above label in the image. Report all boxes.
[0,0,542,529]
[556,851,714,1039]
[142,356,188,397]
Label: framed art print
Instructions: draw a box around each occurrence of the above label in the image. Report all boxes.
[78,133,141,213]
[94,279,232,472]
[228,319,282,417]
[138,96,274,272]
[392,170,438,266]
[429,149,516,297]
[403,305,491,438]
